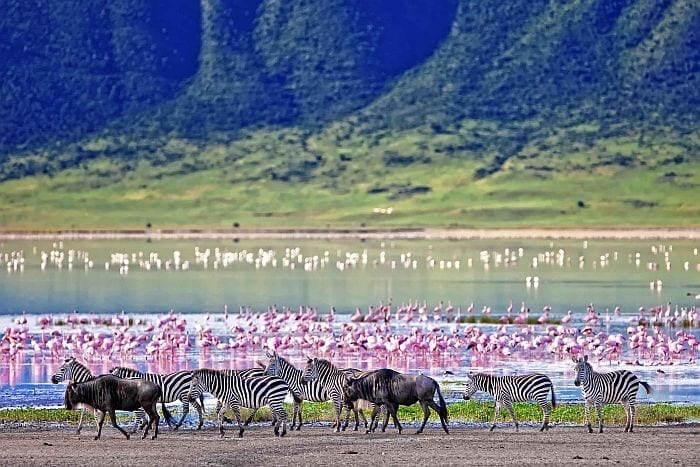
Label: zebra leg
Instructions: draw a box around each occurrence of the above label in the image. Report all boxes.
[540,402,551,432]
[416,400,431,434]
[380,406,389,432]
[629,403,636,433]
[595,401,603,433]
[490,401,503,432]
[243,408,257,426]
[231,404,244,438]
[272,404,287,437]
[505,402,518,432]
[584,401,593,433]
[76,407,87,435]
[366,405,380,434]
[174,396,191,430]
[217,403,228,438]
[94,410,106,440]
[295,400,303,431]
[333,399,343,433]
[622,401,633,432]
[216,400,234,424]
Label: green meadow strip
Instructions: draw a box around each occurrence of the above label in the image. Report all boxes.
[2,403,699,426]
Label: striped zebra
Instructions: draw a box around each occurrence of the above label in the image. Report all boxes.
[217,368,270,426]
[300,357,348,432]
[462,372,556,432]
[51,357,147,434]
[110,366,203,430]
[264,350,337,431]
[187,368,289,438]
[573,355,652,433]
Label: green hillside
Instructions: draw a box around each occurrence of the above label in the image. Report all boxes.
[0,0,698,230]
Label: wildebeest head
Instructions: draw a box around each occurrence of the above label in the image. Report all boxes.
[301,357,318,382]
[51,357,77,384]
[64,382,79,410]
[573,355,590,387]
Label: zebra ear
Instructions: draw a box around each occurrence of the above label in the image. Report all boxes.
[265,349,273,358]
[583,355,589,362]
[571,356,578,364]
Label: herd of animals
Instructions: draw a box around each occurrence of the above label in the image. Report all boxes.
[54,352,652,440]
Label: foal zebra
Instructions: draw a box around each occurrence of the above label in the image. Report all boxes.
[51,357,147,433]
[573,355,652,433]
[300,357,348,432]
[110,366,203,430]
[187,368,289,438]
[462,372,556,432]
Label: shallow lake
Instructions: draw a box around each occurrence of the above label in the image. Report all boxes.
[1,237,699,410]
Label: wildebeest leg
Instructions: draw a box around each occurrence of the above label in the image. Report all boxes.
[416,401,431,434]
[108,409,130,440]
[427,399,449,434]
[94,411,106,440]
[387,403,402,434]
[143,401,160,440]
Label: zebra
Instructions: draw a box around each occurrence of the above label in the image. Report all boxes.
[110,366,204,430]
[51,357,147,434]
[462,372,556,432]
[573,355,652,433]
[187,368,289,438]
[300,357,348,432]
[264,350,337,431]
[216,368,270,426]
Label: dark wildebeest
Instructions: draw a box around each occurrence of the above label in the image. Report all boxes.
[64,374,165,440]
[343,368,449,435]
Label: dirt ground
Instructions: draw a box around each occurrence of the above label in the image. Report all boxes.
[0,422,698,466]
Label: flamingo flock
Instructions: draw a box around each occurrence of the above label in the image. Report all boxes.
[2,302,698,369]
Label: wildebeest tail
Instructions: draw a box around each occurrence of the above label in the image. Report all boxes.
[435,382,449,423]
[161,400,176,425]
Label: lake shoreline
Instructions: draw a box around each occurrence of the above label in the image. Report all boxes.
[1,227,699,240]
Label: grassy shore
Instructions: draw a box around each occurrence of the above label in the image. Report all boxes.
[2,402,699,427]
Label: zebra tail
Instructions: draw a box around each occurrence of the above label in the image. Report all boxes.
[550,384,557,409]
[640,381,652,395]
[435,383,449,423]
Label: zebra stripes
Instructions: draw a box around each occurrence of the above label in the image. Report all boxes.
[188,368,289,438]
[264,351,327,430]
[109,366,203,430]
[301,357,347,432]
[462,372,556,432]
[573,355,652,433]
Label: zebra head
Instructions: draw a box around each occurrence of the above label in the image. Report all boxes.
[265,350,281,377]
[462,378,478,400]
[573,355,591,387]
[51,357,77,384]
[188,370,206,403]
[301,357,318,382]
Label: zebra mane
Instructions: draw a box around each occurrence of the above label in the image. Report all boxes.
[111,366,144,376]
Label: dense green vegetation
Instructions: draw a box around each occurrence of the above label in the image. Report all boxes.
[2,402,699,427]
[0,0,698,230]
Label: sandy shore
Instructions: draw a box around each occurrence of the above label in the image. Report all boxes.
[0,422,698,466]
[0,227,698,240]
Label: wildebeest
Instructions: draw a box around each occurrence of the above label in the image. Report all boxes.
[64,374,164,440]
[343,368,449,435]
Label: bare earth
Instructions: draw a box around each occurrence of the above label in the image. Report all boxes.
[0,423,698,466]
